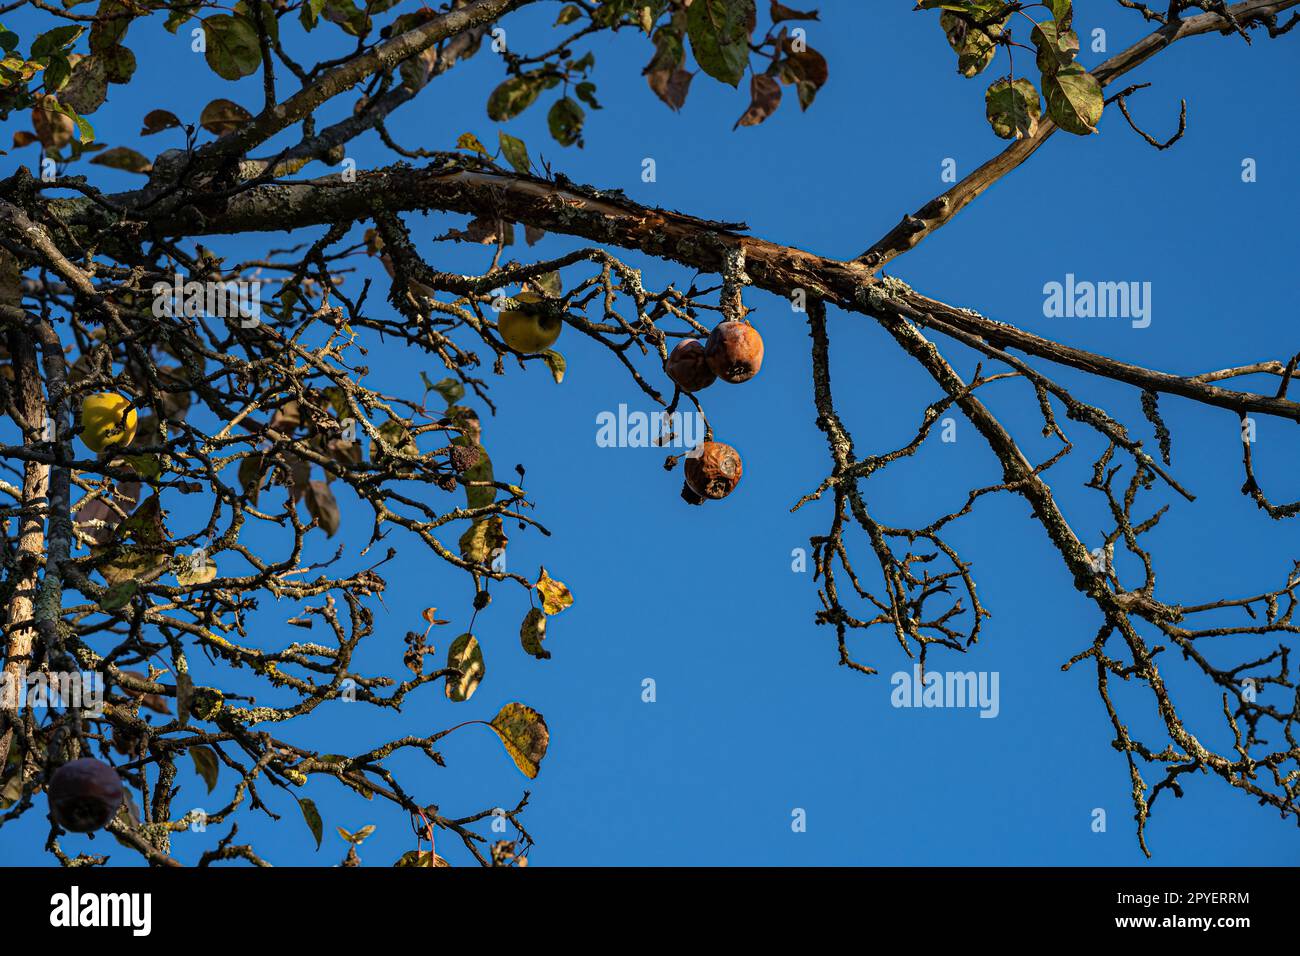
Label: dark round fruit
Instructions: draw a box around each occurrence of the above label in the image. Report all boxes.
[47,758,124,833]
[704,321,764,384]
[664,339,716,392]
[684,441,743,500]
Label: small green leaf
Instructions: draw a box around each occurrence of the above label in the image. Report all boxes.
[121,452,162,480]
[985,77,1040,140]
[686,0,754,87]
[90,0,132,50]
[50,99,93,143]
[574,81,601,110]
[72,111,94,143]
[202,14,263,81]
[99,43,135,83]
[322,0,370,37]
[299,0,325,30]
[298,797,323,850]
[939,8,1004,78]
[554,3,583,25]
[487,75,542,122]
[162,2,196,34]
[1045,0,1074,29]
[520,607,550,660]
[427,376,465,406]
[44,53,71,92]
[31,25,83,60]
[497,130,530,173]
[547,96,585,147]
[1044,62,1102,135]
[540,349,565,384]
[1031,19,1078,76]
[188,745,219,793]
[61,54,109,114]
[98,579,138,611]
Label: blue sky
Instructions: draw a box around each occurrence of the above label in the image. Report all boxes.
[2,1,1298,866]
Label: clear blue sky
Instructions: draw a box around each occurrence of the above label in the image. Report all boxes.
[3,2,1298,866]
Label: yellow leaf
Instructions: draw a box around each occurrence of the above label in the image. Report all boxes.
[456,132,489,156]
[489,702,549,779]
[176,558,217,587]
[445,633,485,702]
[535,566,573,615]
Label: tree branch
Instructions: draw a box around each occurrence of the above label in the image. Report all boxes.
[854,0,1300,272]
[44,164,1300,424]
[184,0,533,181]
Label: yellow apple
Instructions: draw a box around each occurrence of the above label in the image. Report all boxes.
[498,291,562,354]
[80,392,137,453]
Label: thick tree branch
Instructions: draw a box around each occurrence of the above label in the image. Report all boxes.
[246,12,493,176]
[44,164,1300,424]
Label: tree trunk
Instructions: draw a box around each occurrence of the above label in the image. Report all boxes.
[0,254,47,776]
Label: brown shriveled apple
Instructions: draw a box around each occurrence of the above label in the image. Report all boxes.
[664,339,717,392]
[684,441,743,500]
[704,321,764,384]
[47,757,124,833]
[449,443,481,474]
